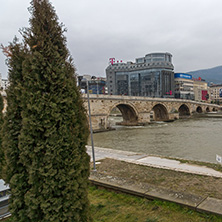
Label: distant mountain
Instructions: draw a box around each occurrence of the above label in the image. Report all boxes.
[187,66,222,84]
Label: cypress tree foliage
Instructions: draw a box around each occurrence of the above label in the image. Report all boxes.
[1,40,30,221]
[18,0,91,221]
[0,93,4,178]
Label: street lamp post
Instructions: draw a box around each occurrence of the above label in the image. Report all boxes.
[86,80,96,171]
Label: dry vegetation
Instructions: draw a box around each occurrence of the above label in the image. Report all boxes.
[91,158,222,199]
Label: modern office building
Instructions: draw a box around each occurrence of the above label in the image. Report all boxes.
[78,75,107,94]
[174,73,194,100]
[1,79,9,90]
[106,53,175,98]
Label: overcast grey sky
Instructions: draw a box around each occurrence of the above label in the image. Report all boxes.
[1,0,222,79]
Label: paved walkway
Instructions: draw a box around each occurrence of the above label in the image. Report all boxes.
[87,146,222,216]
[86,146,222,178]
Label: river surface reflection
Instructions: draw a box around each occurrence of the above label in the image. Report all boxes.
[89,117,222,163]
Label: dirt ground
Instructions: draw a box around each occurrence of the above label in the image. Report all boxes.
[90,158,222,200]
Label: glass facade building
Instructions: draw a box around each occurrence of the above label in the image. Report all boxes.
[106,53,174,98]
[78,75,107,94]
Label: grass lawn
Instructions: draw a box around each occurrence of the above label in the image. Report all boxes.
[89,186,222,222]
[3,186,222,222]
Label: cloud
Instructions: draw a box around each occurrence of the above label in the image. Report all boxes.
[1,0,222,78]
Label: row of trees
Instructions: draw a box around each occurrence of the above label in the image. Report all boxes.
[0,0,91,221]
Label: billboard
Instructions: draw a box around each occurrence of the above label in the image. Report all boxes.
[174,73,192,80]
[219,88,222,97]
[202,90,208,101]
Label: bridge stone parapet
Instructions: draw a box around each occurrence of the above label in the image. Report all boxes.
[82,94,221,131]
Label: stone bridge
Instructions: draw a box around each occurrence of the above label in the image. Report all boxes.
[82,94,221,131]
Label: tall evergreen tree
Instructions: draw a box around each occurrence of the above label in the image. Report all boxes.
[0,93,4,178]
[17,0,91,221]
[1,39,30,221]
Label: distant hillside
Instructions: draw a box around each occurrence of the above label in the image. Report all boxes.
[187,66,222,84]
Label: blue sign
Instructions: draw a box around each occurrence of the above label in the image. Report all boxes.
[174,73,192,80]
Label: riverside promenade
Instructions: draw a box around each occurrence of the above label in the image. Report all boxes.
[87,146,222,216]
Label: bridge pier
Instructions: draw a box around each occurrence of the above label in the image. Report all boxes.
[168,113,179,121]
[90,114,108,132]
[137,112,150,125]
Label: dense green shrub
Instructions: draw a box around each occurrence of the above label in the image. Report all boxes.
[0,93,4,177]
[1,0,91,221]
[1,40,30,221]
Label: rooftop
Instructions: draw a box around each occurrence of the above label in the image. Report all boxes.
[0,179,9,192]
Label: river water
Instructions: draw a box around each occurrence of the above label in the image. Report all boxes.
[89,116,222,163]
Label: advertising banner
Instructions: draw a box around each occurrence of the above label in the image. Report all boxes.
[201,90,208,101]
[219,88,222,97]
[174,73,192,80]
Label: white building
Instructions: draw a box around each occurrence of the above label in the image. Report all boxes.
[210,84,222,104]
[1,79,9,90]
[174,73,194,100]
[193,78,209,102]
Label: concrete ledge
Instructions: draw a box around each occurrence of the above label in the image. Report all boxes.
[144,189,205,209]
[197,197,222,216]
[90,178,146,198]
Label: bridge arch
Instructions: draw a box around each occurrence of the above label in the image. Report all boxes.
[178,104,190,117]
[212,107,218,112]
[196,106,203,113]
[152,104,169,121]
[108,103,138,126]
[206,107,210,112]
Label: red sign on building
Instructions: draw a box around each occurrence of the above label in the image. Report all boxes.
[109,58,123,65]
[109,58,115,65]
[202,90,208,101]
[192,77,202,81]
